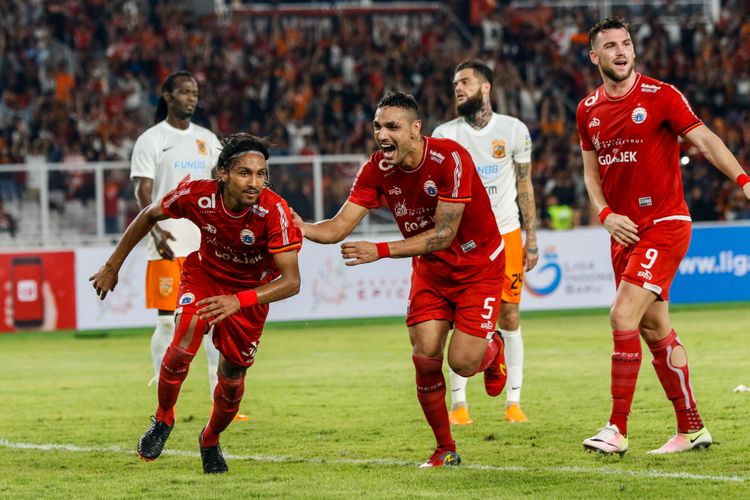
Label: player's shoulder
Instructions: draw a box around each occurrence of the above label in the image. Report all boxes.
[133,122,166,148]
[425,136,465,156]
[492,112,530,132]
[577,85,605,113]
[432,117,464,137]
[190,123,219,140]
[179,178,218,195]
[636,74,684,99]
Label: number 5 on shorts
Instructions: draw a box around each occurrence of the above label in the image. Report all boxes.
[481,297,496,320]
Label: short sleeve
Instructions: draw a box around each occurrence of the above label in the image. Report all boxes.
[130,133,157,180]
[437,145,474,203]
[665,84,702,136]
[576,100,595,151]
[161,181,193,220]
[267,198,303,254]
[347,158,381,209]
[512,120,533,163]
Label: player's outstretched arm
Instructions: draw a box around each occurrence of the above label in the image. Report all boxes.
[684,125,750,200]
[341,199,464,266]
[292,201,369,244]
[581,149,639,246]
[134,176,176,260]
[89,201,169,300]
[196,250,301,326]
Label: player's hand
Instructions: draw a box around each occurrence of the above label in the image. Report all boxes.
[196,294,240,326]
[524,242,539,271]
[341,241,378,266]
[603,213,639,246]
[89,263,119,300]
[151,226,176,260]
[289,207,306,237]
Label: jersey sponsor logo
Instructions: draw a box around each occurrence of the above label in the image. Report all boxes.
[588,117,600,128]
[476,164,500,181]
[460,240,477,253]
[592,132,601,151]
[637,269,653,281]
[251,204,269,217]
[423,180,438,197]
[240,229,255,245]
[584,89,599,107]
[202,223,217,234]
[388,186,402,196]
[214,248,263,264]
[174,160,208,171]
[631,107,647,124]
[480,320,494,330]
[378,159,395,171]
[178,292,195,305]
[196,139,208,155]
[638,196,652,207]
[429,150,445,164]
[198,193,216,209]
[640,83,661,93]
[403,215,434,233]
[598,150,637,166]
[394,200,408,217]
[485,185,498,196]
[159,277,174,297]
[492,139,506,159]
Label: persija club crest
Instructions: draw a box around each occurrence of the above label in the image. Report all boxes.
[240,229,255,245]
[423,180,438,196]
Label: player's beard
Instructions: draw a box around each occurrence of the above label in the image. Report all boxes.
[456,89,484,118]
[602,60,634,83]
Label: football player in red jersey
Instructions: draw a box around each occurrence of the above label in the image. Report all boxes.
[292,91,508,468]
[90,134,302,473]
[576,17,750,456]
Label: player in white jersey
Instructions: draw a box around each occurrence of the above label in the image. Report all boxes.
[130,71,247,421]
[433,60,538,424]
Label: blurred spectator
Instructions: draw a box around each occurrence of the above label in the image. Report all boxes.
[0,198,17,237]
[544,194,574,230]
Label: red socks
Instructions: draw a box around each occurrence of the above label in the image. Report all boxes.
[412,355,455,451]
[608,329,642,436]
[474,335,499,375]
[156,345,195,426]
[648,330,703,433]
[202,374,246,447]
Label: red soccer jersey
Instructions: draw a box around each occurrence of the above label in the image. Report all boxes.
[576,73,701,227]
[161,179,301,288]
[348,136,504,283]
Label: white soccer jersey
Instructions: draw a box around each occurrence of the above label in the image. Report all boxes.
[130,121,221,260]
[433,113,532,233]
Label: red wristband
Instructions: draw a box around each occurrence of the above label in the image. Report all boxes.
[375,242,391,259]
[737,173,750,188]
[236,289,258,308]
[598,207,613,224]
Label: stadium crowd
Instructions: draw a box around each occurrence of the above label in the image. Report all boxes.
[1,0,749,233]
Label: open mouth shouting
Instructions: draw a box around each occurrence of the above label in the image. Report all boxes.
[380,143,397,161]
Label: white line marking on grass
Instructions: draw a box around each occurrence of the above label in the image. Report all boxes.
[0,438,745,483]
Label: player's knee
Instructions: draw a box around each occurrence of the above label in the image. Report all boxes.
[669,345,687,368]
[218,358,248,379]
[216,373,245,404]
[609,303,637,330]
[162,345,195,380]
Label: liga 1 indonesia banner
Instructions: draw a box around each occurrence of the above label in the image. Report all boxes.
[0,250,77,332]
[521,227,615,311]
[74,244,152,330]
[671,222,750,303]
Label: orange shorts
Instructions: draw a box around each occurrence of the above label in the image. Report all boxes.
[501,228,524,304]
[145,257,187,311]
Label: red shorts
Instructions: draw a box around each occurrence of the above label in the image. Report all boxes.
[406,259,504,339]
[611,219,691,301]
[177,255,269,367]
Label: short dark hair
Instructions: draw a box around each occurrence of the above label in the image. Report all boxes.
[589,16,630,50]
[154,70,197,124]
[455,60,493,87]
[376,91,419,116]
[217,133,269,172]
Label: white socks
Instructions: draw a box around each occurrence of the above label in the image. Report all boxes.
[448,369,468,410]
[203,331,219,400]
[149,315,175,385]
[500,327,523,405]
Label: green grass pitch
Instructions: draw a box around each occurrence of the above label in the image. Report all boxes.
[1,304,748,498]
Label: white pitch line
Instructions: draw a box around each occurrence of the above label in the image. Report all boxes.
[0,438,745,483]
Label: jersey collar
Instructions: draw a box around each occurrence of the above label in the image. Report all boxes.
[603,73,642,102]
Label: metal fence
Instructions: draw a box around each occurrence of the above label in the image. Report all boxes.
[0,155,398,249]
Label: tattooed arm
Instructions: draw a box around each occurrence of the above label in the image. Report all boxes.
[340,200,464,266]
[515,160,539,271]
